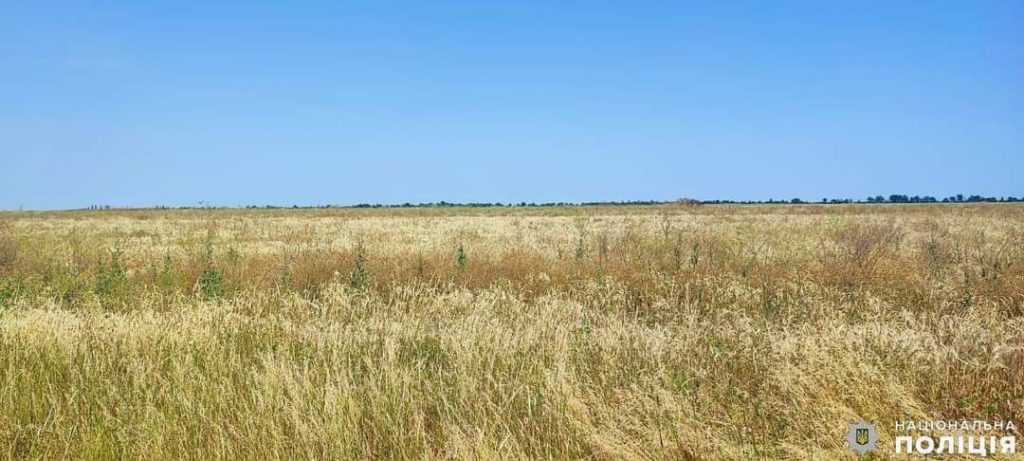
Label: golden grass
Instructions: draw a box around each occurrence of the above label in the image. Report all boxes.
[0,204,1022,459]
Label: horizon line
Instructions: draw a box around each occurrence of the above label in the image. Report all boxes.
[4,193,1023,212]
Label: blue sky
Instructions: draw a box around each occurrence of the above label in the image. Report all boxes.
[1,1,1021,209]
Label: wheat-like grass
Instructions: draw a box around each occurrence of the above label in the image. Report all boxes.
[0,204,1022,459]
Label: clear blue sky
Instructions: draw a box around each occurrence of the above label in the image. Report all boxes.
[1,1,1021,209]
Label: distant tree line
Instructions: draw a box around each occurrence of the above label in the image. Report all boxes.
[864,194,1017,204]
[698,194,1021,205]
[236,200,668,209]
[72,194,1023,211]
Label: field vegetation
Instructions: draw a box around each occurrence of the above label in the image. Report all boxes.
[0,204,1022,459]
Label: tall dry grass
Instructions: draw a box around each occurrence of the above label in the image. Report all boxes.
[0,204,1022,459]
[0,220,16,273]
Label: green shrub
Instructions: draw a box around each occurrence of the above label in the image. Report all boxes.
[199,265,222,298]
[199,229,222,298]
[95,249,129,306]
[158,254,178,290]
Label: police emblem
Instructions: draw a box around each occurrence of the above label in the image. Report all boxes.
[845,420,879,455]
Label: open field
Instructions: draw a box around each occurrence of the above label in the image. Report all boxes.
[1,204,1022,459]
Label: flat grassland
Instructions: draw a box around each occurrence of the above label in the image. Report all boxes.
[1,204,1022,459]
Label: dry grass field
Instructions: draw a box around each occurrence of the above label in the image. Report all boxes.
[0,204,1022,459]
